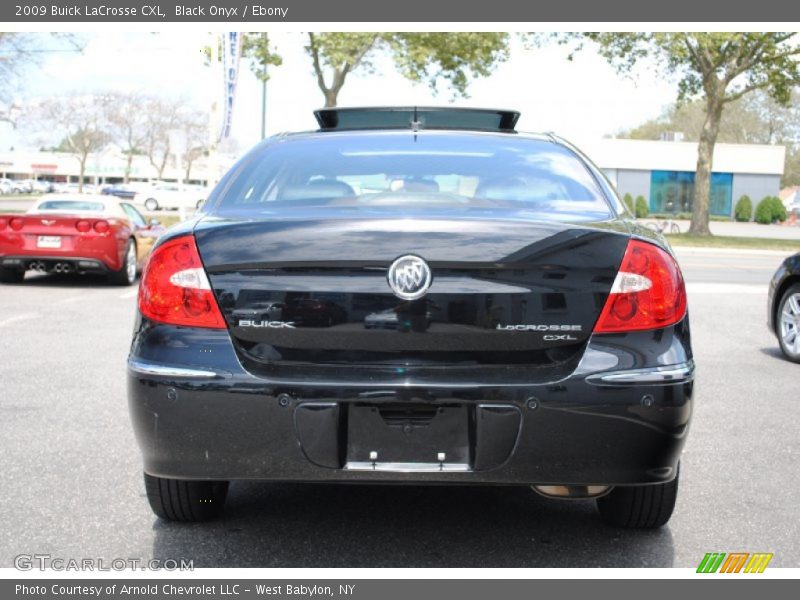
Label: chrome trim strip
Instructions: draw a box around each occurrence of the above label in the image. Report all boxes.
[127,359,218,379]
[346,461,471,473]
[587,361,695,386]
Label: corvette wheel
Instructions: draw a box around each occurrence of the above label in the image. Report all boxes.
[597,463,679,529]
[778,284,800,363]
[109,240,137,286]
[144,473,229,522]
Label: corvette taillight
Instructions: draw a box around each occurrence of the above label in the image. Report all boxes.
[93,220,109,233]
[138,235,226,329]
[76,220,91,232]
[593,240,687,333]
[0,218,7,230]
[9,217,24,231]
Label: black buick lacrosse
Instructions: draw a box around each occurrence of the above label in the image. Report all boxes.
[128,108,693,527]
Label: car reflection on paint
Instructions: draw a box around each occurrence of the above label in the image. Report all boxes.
[284,297,347,327]
[364,308,433,332]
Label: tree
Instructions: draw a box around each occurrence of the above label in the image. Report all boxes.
[306,33,511,107]
[143,98,182,180]
[241,33,283,82]
[27,95,111,192]
[106,92,150,183]
[178,109,210,181]
[0,34,83,124]
[620,90,800,188]
[566,33,800,235]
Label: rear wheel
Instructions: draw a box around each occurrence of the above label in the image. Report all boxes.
[108,239,137,286]
[144,473,229,522]
[597,465,679,528]
[777,284,800,363]
[144,198,159,211]
[0,266,24,283]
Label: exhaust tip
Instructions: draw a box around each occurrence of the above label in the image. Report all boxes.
[532,485,611,499]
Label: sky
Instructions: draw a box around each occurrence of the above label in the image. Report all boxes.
[2,31,680,154]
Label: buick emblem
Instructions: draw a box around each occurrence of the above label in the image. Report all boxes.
[387,255,432,300]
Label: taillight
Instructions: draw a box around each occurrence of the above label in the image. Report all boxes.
[138,235,226,329]
[593,239,687,333]
[10,217,24,231]
[93,220,109,233]
[0,218,7,231]
[76,220,91,232]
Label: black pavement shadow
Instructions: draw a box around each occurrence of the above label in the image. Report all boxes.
[152,482,675,568]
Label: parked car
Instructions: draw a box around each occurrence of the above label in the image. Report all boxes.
[128,107,693,527]
[768,252,800,362]
[0,194,164,285]
[101,183,139,199]
[135,183,208,211]
[0,179,12,195]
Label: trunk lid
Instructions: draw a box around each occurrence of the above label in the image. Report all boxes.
[194,208,630,379]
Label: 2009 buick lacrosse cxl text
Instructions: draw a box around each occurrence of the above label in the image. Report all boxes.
[127,107,693,528]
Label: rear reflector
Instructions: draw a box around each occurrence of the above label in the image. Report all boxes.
[138,235,226,329]
[593,239,687,333]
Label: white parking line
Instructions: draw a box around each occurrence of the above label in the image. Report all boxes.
[686,283,767,295]
[0,313,39,327]
[54,295,86,305]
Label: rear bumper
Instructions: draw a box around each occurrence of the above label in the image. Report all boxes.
[0,235,122,271]
[127,318,694,487]
[1,255,111,273]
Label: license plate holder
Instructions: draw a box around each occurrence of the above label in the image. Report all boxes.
[346,404,470,468]
[37,235,61,249]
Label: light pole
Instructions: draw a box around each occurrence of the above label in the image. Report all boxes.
[260,32,268,140]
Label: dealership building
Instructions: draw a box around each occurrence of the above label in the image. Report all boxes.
[580,138,786,217]
[0,139,786,218]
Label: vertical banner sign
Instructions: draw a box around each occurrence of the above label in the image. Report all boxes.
[220,32,242,141]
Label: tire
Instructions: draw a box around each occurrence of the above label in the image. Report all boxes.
[108,239,137,286]
[144,198,159,211]
[144,473,229,522]
[597,464,680,529]
[0,267,24,283]
[777,284,800,363]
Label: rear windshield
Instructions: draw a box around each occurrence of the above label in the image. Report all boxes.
[34,200,105,212]
[213,132,611,220]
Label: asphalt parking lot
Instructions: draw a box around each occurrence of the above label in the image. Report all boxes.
[0,247,798,568]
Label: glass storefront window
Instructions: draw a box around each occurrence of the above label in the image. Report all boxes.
[650,170,733,216]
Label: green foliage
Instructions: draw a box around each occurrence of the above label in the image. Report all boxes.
[306,33,510,106]
[755,196,788,224]
[635,195,649,218]
[203,33,282,83]
[241,33,283,82]
[561,32,800,236]
[578,33,800,106]
[734,195,753,222]
[771,197,788,222]
[388,33,510,96]
[622,193,635,214]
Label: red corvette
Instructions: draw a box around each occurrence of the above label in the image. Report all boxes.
[0,195,164,285]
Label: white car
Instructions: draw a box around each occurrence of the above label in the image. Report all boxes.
[136,183,208,212]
